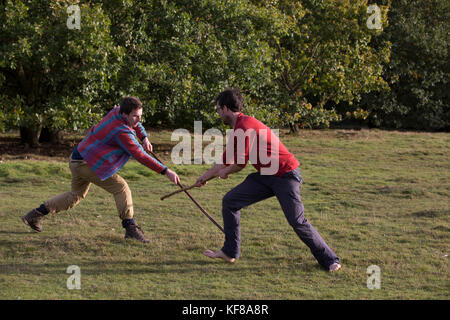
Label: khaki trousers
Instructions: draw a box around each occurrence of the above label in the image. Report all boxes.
[44,155,133,220]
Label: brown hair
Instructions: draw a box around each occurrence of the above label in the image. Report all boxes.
[215,88,243,112]
[120,96,142,115]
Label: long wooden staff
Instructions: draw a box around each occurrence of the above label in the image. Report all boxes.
[150,151,224,234]
[160,176,215,200]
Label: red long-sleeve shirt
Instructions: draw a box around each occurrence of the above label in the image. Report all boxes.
[222,113,299,176]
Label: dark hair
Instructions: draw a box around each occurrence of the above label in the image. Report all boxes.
[120,96,142,115]
[215,88,243,112]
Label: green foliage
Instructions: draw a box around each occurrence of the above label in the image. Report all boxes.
[362,0,449,130]
[263,0,390,130]
[3,0,445,135]
[1,0,393,135]
[100,0,280,129]
[0,0,124,137]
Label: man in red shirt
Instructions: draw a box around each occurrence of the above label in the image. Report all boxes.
[196,89,341,272]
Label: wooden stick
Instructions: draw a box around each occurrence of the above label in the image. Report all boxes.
[149,151,164,164]
[160,176,216,200]
[150,151,224,234]
[160,183,198,200]
[178,184,225,234]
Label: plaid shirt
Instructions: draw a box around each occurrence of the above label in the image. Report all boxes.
[77,106,166,181]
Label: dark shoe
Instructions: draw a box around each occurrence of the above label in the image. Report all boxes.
[22,209,44,232]
[124,224,150,243]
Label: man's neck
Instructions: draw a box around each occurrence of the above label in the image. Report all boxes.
[230,112,241,128]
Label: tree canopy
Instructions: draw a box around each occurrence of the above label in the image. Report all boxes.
[0,0,124,144]
[0,0,447,145]
[361,0,449,130]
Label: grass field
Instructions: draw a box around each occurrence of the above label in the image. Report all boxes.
[0,129,449,300]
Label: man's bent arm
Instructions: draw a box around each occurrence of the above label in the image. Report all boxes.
[135,122,148,141]
[196,163,226,185]
[116,132,166,174]
[218,163,243,179]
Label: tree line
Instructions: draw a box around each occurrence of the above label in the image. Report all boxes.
[0,0,448,146]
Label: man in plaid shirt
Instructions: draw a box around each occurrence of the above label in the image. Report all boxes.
[22,97,180,242]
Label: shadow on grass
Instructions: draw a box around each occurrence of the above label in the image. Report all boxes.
[0,255,321,276]
[1,226,323,276]
[411,209,449,218]
[0,230,32,235]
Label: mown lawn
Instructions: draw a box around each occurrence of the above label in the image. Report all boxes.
[0,129,448,300]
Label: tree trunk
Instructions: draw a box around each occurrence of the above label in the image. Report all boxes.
[20,126,42,147]
[289,123,299,133]
[39,127,64,144]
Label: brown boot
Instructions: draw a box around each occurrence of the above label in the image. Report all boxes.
[124,224,150,243]
[22,209,45,232]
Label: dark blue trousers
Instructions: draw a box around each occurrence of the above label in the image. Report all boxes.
[221,168,340,269]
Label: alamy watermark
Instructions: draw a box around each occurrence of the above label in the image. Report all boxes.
[67,5,81,30]
[366,265,381,289]
[367,4,382,30]
[65,3,381,31]
[170,121,280,175]
[66,265,81,290]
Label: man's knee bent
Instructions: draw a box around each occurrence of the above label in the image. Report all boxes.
[108,177,131,197]
[67,191,86,209]
[222,191,239,211]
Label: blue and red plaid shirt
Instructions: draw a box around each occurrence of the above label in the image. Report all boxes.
[76,106,166,181]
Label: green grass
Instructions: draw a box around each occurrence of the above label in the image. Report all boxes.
[0,129,449,299]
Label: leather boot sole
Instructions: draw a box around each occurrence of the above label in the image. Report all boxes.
[21,215,42,232]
